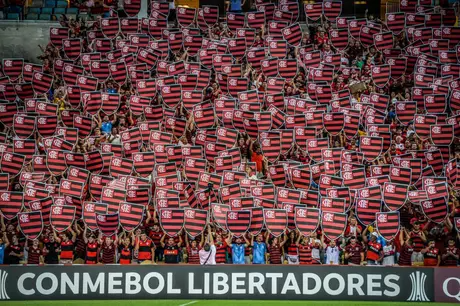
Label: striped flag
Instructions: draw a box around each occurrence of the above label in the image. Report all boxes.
[263,209,287,237]
[375,211,400,241]
[0,191,23,220]
[421,197,448,224]
[96,213,119,236]
[249,207,264,236]
[159,209,184,237]
[50,205,76,232]
[226,210,251,237]
[321,211,347,240]
[119,202,144,232]
[295,207,320,237]
[383,182,408,211]
[184,208,208,238]
[83,202,108,231]
[355,198,381,226]
[212,203,230,231]
[18,211,43,240]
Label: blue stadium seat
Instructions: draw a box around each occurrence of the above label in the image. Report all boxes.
[66,7,78,14]
[53,7,66,14]
[6,13,20,20]
[38,13,51,20]
[28,7,41,14]
[56,0,68,7]
[44,0,56,7]
[41,7,53,14]
[26,13,39,19]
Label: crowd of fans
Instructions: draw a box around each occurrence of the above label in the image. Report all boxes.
[0,1,459,267]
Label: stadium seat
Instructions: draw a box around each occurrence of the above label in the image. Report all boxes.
[53,7,66,14]
[44,0,56,7]
[41,7,53,14]
[27,7,41,14]
[38,13,51,20]
[26,13,39,19]
[66,7,78,14]
[6,13,20,20]
[56,0,68,7]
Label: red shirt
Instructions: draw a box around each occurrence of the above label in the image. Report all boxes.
[251,152,264,172]
[424,248,439,266]
[346,244,363,265]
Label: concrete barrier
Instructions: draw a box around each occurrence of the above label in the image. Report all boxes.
[0,21,57,64]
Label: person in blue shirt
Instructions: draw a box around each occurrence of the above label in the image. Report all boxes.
[0,232,10,265]
[226,233,249,264]
[251,234,267,264]
[226,0,246,12]
[95,111,117,135]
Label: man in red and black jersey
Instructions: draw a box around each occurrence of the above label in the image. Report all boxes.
[441,237,459,266]
[185,233,204,264]
[398,237,414,266]
[403,222,426,265]
[26,239,42,264]
[214,232,227,264]
[421,239,440,266]
[363,231,383,265]
[119,232,135,264]
[83,224,99,264]
[297,234,313,265]
[345,237,364,265]
[99,235,118,264]
[135,231,155,263]
[6,235,22,265]
[160,233,182,264]
[54,228,77,264]
[148,224,164,262]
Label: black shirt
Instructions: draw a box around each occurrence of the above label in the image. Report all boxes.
[164,244,180,264]
[44,242,59,264]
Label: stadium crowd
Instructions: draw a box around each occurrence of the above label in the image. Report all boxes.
[0,0,459,267]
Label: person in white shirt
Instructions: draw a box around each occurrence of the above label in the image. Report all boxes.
[199,225,216,265]
[382,239,396,266]
[325,239,340,265]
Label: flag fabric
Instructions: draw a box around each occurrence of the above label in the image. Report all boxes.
[119,202,145,232]
[184,208,208,238]
[18,211,43,240]
[226,210,251,237]
[0,191,23,220]
[263,209,287,237]
[96,213,119,236]
[375,211,400,241]
[50,205,76,232]
[159,209,184,237]
[321,211,347,240]
[295,207,320,237]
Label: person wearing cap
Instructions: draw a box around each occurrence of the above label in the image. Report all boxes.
[362,229,383,266]
[421,239,440,267]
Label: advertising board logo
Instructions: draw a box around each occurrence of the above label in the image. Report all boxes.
[407,271,430,302]
[0,269,10,299]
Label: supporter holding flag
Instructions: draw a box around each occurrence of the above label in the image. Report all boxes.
[250,233,267,264]
[296,232,314,265]
[402,222,426,265]
[266,232,285,264]
[284,231,299,264]
[213,232,228,264]
[99,235,118,264]
[43,234,60,264]
[185,232,204,264]
[362,229,384,266]
[148,224,164,262]
[54,228,76,264]
[382,239,397,266]
[26,240,43,264]
[83,224,99,264]
[161,233,182,264]
[135,231,155,264]
[225,233,249,264]
[118,232,135,264]
[200,226,216,265]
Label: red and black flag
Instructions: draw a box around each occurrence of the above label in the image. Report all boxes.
[430,124,454,146]
[421,197,447,224]
[23,63,42,83]
[18,211,43,240]
[375,211,400,241]
[119,202,144,232]
[373,32,393,51]
[322,1,342,21]
[67,166,90,184]
[109,156,133,178]
[226,13,245,34]
[321,211,347,240]
[101,92,120,115]
[246,11,265,29]
[83,202,108,230]
[159,209,184,237]
[320,197,345,213]
[59,178,84,199]
[329,28,349,51]
[414,114,437,140]
[282,23,302,47]
[96,213,119,236]
[395,101,416,126]
[248,207,264,236]
[183,208,208,238]
[290,165,311,190]
[82,91,101,115]
[304,3,322,21]
[49,27,69,48]
[147,17,167,39]
[261,136,281,163]
[383,182,408,211]
[63,38,82,60]
[389,166,412,186]
[50,205,76,232]
[137,48,158,70]
[386,12,405,35]
[123,0,140,16]
[29,196,52,225]
[211,203,229,230]
[0,191,23,220]
[322,112,344,136]
[277,59,298,81]
[348,19,367,40]
[425,181,449,201]
[32,71,53,95]
[226,210,251,237]
[454,218,460,233]
[342,168,366,190]
[2,58,23,82]
[100,18,120,39]
[109,61,127,86]
[89,60,111,82]
[424,94,447,113]
[387,57,407,80]
[167,31,183,55]
[355,198,381,226]
[306,138,329,162]
[102,186,127,214]
[371,65,391,88]
[295,207,320,237]
[132,151,155,177]
[1,152,25,177]
[268,40,288,59]
[263,209,287,237]
[85,151,104,175]
[73,114,93,139]
[76,74,98,92]
[176,6,196,27]
[359,136,383,162]
[13,115,36,139]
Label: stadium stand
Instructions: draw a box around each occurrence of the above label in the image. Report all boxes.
[0,0,458,269]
